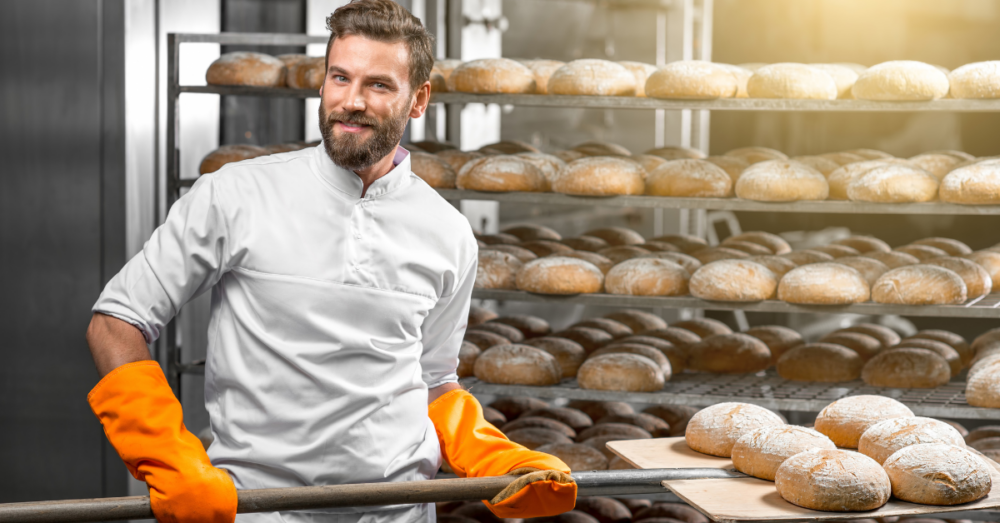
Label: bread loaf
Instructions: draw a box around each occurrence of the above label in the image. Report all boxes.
[688,333,771,374]
[745,325,802,363]
[574,318,633,339]
[673,318,732,338]
[547,59,636,96]
[778,263,870,304]
[950,61,1000,99]
[411,151,457,188]
[567,400,634,422]
[577,353,665,392]
[457,342,481,378]
[814,395,914,448]
[691,247,748,264]
[473,344,562,385]
[909,153,962,180]
[710,240,772,256]
[895,244,949,261]
[562,251,615,274]
[469,322,525,343]
[746,255,797,277]
[561,236,609,252]
[492,315,550,338]
[871,265,968,305]
[818,332,882,361]
[632,154,666,174]
[597,245,651,265]
[644,159,732,197]
[819,151,866,166]
[735,160,829,201]
[826,159,910,199]
[718,64,752,98]
[449,58,536,93]
[618,61,658,97]
[705,155,749,181]
[649,234,707,253]
[923,257,991,300]
[914,237,972,255]
[457,156,548,192]
[689,260,778,301]
[724,231,792,255]
[502,417,575,440]
[478,232,521,245]
[199,144,269,174]
[521,240,573,257]
[724,146,789,164]
[535,443,608,471]
[941,159,1000,204]
[524,337,585,378]
[504,427,574,450]
[883,443,991,505]
[808,64,859,98]
[847,164,939,203]
[731,425,836,481]
[908,329,972,366]
[835,235,892,253]
[685,402,784,457]
[589,344,671,376]
[777,343,863,382]
[839,323,901,348]
[480,140,539,154]
[286,56,324,89]
[605,310,667,333]
[475,251,523,289]
[790,155,842,176]
[523,59,566,94]
[833,256,890,286]
[747,63,838,100]
[610,336,687,373]
[516,257,604,294]
[966,250,1000,284]
[642,328,702,353]
[206,52,286,87]
[967,365,1000,408]
[516,153,567,185]
[865,250,920,269]
[605,259,690,296]
[645,146,707,160]
[644,61,738,99]
[556,327,613,354]
[551,157,644,196]
[520,407,593,432]
[468,305,497,326]
[774,449,890,511]
[852,61,950,101]
[858,417,965,465]
[781,250,835,265]
[436,150,483,173]
[862,348,951,388]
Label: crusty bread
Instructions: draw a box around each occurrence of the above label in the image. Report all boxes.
[436,150,484,173]
[488,396,548,420]
[732,425,835,481]
[833,256,890,286]
[777,343,864,382]
[826,159,911,199]
[492,315,550,339]
[516,256,604,294]
[818,332,882,361]
[551,157,645,196]
[807,64,859,99]
[573,318,633,339]
[777,263,870,304]
[725,146,789,164]
[449,58,536,93]
[811,244,860,259]
[862,348,951,388]
[852,61,950,101]
[633,154,667,174]
[642,327,702,353]
[814,395,914,448]
[746,255,797,277]
[586,227,646,246]
[605,258,690,296]
[871,264,968,305]
[524,337,585,378]
[883,443,992,505]
[689,260,778,301]
[645,146,707,160]
[649,234,708,253]
[645,60,738,99]
[735,160,828,201]
[473,344,562,385]
[913,237,973,255]
[747,63,838,100]
[909,153,962,180]
[790,155,842,176]
[521,240,573,257]
[206,52,286,87]
[457,156,548,192]
[469,322,525,343]
[503,224,561,242]
[967,364,1000,408]
[598,245,651,265]
[609,336,687,374]
[941,159,1000,205]
[781,250,835,266]
[745,325,803,364]
[572,141,631,157]
[517,153,567,186]
[562,251,615,274]
[560,236,609,252]
[673,318,733,338]
[548,59,636,96]
[501,416,576,439]
[895,244,948,261]
[839,323,901,348]
[556,327,613,354]
[923,257,992,299]
[865,250,920,269]
[521,407,594,431]
[950,61,1000,99]
[577,353,665,392]
[411,151,457,188]
[847,163,939,203]
[523,59,566,94]
[705,155,750,181]
[819,151,866,166]
[718,63,753,98]
[908,329,972,366]
[688,333,771,374]
[723,231,791,255]
[199,144,269,174]
[645,159,732,197]
[475,251,523,289]
[479,140,539,154]
[632,502,708,523]
[618,61,658,97]
[589,344,672,376]
[468,305,498,326]
[535,443,608,471]
[858,417,965,465]
[834,235,892,253]
[714,239,773,255]
[566,400,634,422]
[457,342,481,378]
[685,402,784,457]
[504,427,573,450]
[691,247,749,264]
[966,250,1000,283]
[605,310,667,333]
[775,449,890,511]
[285,56,324,89]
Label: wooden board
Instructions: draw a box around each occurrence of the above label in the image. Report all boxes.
[607,437,734,471]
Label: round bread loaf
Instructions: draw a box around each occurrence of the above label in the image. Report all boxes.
[475,251,523,289]
[688,333,771,374]
[685,402,785,457]
[724,231,792,255]
[516,257,603,294]
[884,443,992,505]
[923,256,992,299]
[649,234,708,253]
[562,251,615,274]
[517,153,568,185]
[745,325,802,363]
[966,250,1000,284]
[909,153,962,180]
[691,247,748,264]
[645,60,738,99]
[846,148,894,160]
[573,318,633,339]
[814,395,914,448]
[966,365,1000,408]
[573,141,632,157]
[618,61,658,97]
[502,416,576,439]
[774,449,890,511]
[862,348,951,389]
[551,157,645,196]
[521,240,573,257]
[556,327,613,354]
[524,337,585,378]
[725,146,789,164]
[468,305,498,326]
[448,58,536,93]
[777,263,870,304]
[840,323,901,348]
[747,63,838,100]
[411,151,457,188]
[577,354,665,392]
[524,59,566,94]
[865,250,920,269]
[735,160,829,201]
[826,159,910,199]
[941,159,1000,205]
[489,396,548,420]
[589,344,671,376]
[285,56,324,89]
[710,241,770,257]
[790,155,842,176]
[605,310,667,333]
[718,63,752,98]
[473,344,562,385]
[437,149,484,173]
[480,140,539,154]
[858,417,965,465]
[598,245,651,265]
[567,400,635,422]
[950,61,1000,99]
[457,156,547,192]
[819,151,866,166]
[689,260,778,301]
[605,259,690,296]
[607,336,688,373]
[469,322,525,343]
[493,315,550,339]
[198,144,269,174]
[833,256,890,286]
[482,245,536,263]
[732,425,836,481]
[673,318,732,338]
[871,265,968,305]
[457,342,481,378]
[746,255,797,277]
[835,235,892,253]
[535,443,608,471]
[548,59,636,96]
[811,244,860,259]
[503,224,561,242]
[520,407,593,432]
[206,52,286,87]
[781,250,834,266]
[847,164,939,203]
[818,332,882,361]
[645,146,707,160]
[561,236,610,252]
[586,227,645,246]
[642,327,702,353]
[909,330,972,366]
[852,61,950,101]
[895,244,949,261]
[705,155,749,181]
[634,154,667,174]
[505,427,573,449]
[477,232,519,245]
[914,237,972,255]
[644,159,732,197]
[777,343,864,382]
[808,64,859,98]
[577,423,652,442]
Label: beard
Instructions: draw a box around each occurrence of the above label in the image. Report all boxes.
[319,102,410,172]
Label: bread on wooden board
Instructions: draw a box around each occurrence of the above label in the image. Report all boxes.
[731,425,835,481]
[685,402,784,457]
[775,449,891,511]
[814,395,914,448]
[883,443,992,505]
[858,416,965,465]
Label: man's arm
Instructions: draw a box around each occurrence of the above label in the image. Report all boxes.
[87,313,153,377]
[428,382,462,404]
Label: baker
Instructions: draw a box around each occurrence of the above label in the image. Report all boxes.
[84,2,575,522]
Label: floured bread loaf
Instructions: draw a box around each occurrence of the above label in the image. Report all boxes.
[871,265,967,305]
[835,235,892,253]
[747,63,838,100]
[967,365,1000,408]
[941,159,1000,204]
[586,227,645,246]
[206,52,286,86]
[645,146,707,160]
[574,318,633,339]
[520,240,572,257]
[535,443,608,471]
[645,60,738,99]
[895,244,948,261]
[913,237,972,255]
[199,144,269,174]
[833,256,890,286]
[819,331,882,361]
[847,164,939,203]
[790,155,842,176]
[909,329,972,366]
[548,59,636,96]
[562,251,615,274]
[808,64,859,98]
[781,250,834,266]
[862,348,951,388]
[778,263,870,304]
[883,443,992,505]
[732,426,835,481]
[691,246,749,264]
[775,449,890,511]
[589,344,671,375]
[840,323,900,348]
[577,353,665,392]
[815,395,914,448]
[560,236,609,252]
[555,327,612,354]
[449,58,536,93]
[643,327,702,354]
[479,140,538,154]
[745,325,803,363]
[598,245,650,265]
[852,61,950,101]
[552,157,645,196]
[605,258,690,296]
[723,231,791,255]
[811,244,860,259]
[705,155,749,180]
[516,256,604,294]
[457,156,548,192]
[896,339,961,377]
[523,59,565,94]
[618,61,658,97]
[950,61,1000,99]
[573,141,631,157]
[605,309,668,333]
[608,337,687,373]
[819,151,866,166]
[457,342,481,378]
[689,260,778,301]
[909,153,962,180]
[688,333,771,374]
[644,159,733,197]
[411,152,457,188]
[685,402,785,457]
[966,250,1000,283]
[746,255,797,277]
[925,257,992,299]
[473,344,562,385]
[516,153,567,185]
[524,337,585,378]
[777,343,864,382]
[826,159,911,200]
[436,149,484,173]
[673,318,733,338]
[865,250,920,269]
[859,417,965,465]
[650,234,708,253]
[724,146,788,164]
[475,251,522,289]
[735,160,828,201]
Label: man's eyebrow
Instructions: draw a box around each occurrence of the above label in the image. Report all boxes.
[327,65,398,87]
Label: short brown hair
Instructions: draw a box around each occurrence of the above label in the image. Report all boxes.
[325,0,435,92]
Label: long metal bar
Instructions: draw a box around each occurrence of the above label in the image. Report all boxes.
[164,33,181,393]
[175,32,328,45]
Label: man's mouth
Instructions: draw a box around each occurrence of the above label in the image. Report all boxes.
[336,121,370,133]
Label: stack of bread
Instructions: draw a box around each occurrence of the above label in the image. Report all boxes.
[687,398,993,512]
[205,52,326,89]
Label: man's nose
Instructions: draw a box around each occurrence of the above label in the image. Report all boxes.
[342,81,367,113]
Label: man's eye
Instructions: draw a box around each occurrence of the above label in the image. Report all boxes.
[374,83,386,89]
[335,75,348,82]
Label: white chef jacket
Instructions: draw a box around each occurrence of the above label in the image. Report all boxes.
[93,144,478,523]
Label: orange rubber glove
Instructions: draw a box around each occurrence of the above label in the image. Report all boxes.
[428,389,576,518]
[88,361,237,523]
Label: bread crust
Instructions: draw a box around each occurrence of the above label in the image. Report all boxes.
[778,263,870,304]
[818,332,882,361]
[206,52,286,87]
[685,402,784,457]
[950,61,1000,99]
[745,325,803,364]
[672,318,733,338]
[688,333,771,374]
[516,256,604,294]
[605,310,668,333]
[411,151,457,188]
[457,156,548,192]
[618,61,658,97]
[839,323,901,348]
[833,256,890,286]
[523,59,566,94]
[852,60,950,101]
[535,443,608,471]
[723,231,791,255]
[834,235,892,253]
[884,443,992,505]
[552,157,645,196]
[724,146,788,164]
[858,417,965,465]
[475,251,523,290]
[747,63,838,100]
[732,425,835,480]
[689,260,778,301]
[908,329,972,366]
[577,354,665,392]
[473,344,562,386]
[861,348,951,389]
[941,159,1000,204]
[585,227,646,246]
[548,59,637,96]
[605,259,690,296]
[871,264,968,305]
[449,58,536,93]
[645,60,738,99]
[645,159,732,197]
[814,395,914,448]
[777,343,864,382]
[775,449,891,511]
[735,160,829,201]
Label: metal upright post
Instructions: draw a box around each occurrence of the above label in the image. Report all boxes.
[164,33,181,393]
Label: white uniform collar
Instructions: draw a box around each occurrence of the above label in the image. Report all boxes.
[313,143,412,200]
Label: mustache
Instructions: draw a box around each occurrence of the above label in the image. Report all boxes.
[325,110,380,128]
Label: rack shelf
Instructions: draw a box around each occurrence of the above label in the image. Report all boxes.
[473,289,1000,319]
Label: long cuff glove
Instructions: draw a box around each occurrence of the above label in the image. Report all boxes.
[428,389,576,518]
[88,361,237,523]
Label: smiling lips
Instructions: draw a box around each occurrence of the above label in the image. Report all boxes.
[337,121,369,133]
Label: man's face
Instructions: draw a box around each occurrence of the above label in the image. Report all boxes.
[319,35,415,171]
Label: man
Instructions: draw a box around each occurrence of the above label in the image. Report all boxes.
[85,2,575,522]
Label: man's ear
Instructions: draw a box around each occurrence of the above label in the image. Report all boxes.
[409,81,432,119]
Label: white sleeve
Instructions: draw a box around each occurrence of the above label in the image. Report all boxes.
[419,255,478,389]
[93,175,234,343]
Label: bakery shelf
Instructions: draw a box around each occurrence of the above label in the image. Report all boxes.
[460,371,995,419]
[181,85,319,98]
[437,189,1000,215]
[473,289,1000,319]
